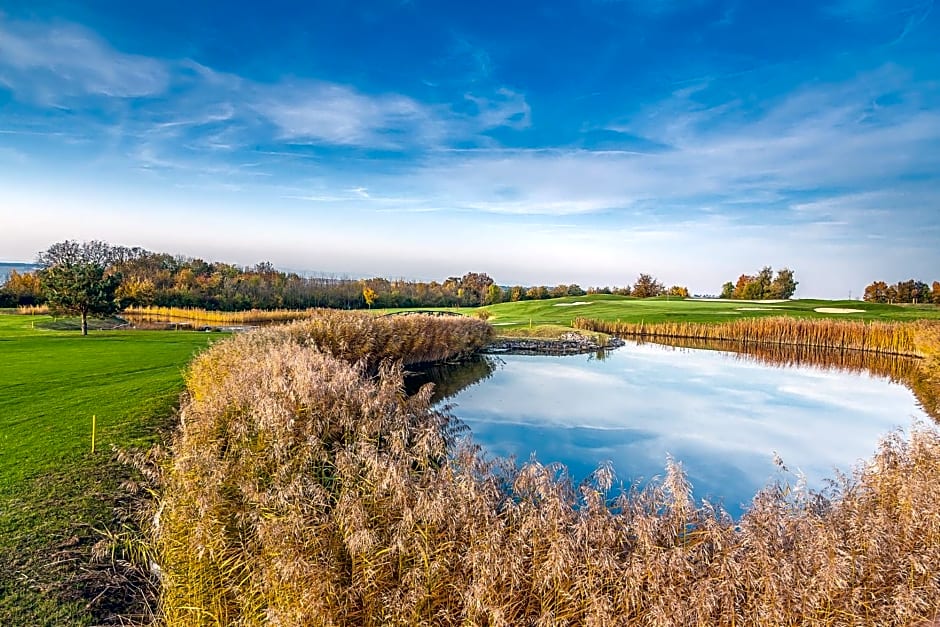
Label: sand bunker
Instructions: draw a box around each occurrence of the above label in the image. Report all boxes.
[553,301,592,307]
[814,307,865,314]
[736,307,783,311]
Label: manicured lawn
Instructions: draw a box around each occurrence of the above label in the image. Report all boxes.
[474,295,940,330]
[0,313,216,625]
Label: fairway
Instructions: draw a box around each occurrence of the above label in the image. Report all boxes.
[477,294,940,330]
[0,312,216,625]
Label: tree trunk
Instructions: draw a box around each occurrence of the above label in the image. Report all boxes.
[81,311,88,336]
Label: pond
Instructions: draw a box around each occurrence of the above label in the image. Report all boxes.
[408,341,928,517]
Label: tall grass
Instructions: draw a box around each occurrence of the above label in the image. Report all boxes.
[574,316,922,356]
[140,312,940,626]
[123,306,322,324]
[16,304,49,315]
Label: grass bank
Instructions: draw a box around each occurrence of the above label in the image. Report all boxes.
[149,312,940,626]
[479,294,940,329]
[0,313,215,625]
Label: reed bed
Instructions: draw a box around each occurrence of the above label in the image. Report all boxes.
[574,316,921,356]
[123,306,323,324]
[140,312,940,626]
[16,304,49,315]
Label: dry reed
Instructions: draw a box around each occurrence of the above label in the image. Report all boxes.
[573,316,921,356]
[16,304,49,315]
[123,306,322,324]
[143,313,940,626]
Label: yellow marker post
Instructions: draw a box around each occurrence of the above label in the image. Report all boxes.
[91,414,96,454]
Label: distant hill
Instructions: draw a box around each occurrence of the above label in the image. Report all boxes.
[0,262,38,283]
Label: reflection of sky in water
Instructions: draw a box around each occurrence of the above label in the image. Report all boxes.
[444,343,927,517]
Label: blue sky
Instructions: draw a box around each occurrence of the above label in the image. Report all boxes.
[1,1,938,296]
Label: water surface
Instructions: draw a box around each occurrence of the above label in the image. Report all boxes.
[418,342,927,517]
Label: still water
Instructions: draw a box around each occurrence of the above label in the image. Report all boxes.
[414,342,928,517]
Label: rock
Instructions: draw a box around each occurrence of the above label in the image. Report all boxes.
[481,333,624,356]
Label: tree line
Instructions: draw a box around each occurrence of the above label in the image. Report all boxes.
[863,279,940,304]
[1,241,694,317]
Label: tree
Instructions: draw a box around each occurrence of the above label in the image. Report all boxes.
[632,274,665,298]
[459,272,494,307]
[886,285,899,304]
[526,285,549,300]
[362,286,377,309]
[2,269,44,306]
[485,284,503,305]
[732,274,756,299]
[755,266,774,299]
[38,240,121,335]
[863,281,889,303]
[729,267,798,300]
[550,284,570,298]
[667,285,690,298]
[895,280,915,304]
[933,281,940,305]
[769,268,798,299]
[115,277,156,308]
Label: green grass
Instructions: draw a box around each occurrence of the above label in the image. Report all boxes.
[0,313,216,625]
[475,294,940,331]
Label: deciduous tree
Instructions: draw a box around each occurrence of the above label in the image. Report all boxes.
[728,267,798,300]
[1,269,44,306]
[863,281,889,303]
[38,240,121,335]
[732,274,756,299]
[632,274,665,298]
[485,284,504,305]
[362,286,377,309]
[769,267,798,299]
[460,272,494,307]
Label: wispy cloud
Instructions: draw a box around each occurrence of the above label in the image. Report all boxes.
[389,65,940,220]
[0,15,169,101]
[251,82,439,148]
[0,17,532,166]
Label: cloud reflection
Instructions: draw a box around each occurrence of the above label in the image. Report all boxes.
[446,343,926,516]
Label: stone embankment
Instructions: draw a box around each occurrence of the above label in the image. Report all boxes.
[483,332,625,356]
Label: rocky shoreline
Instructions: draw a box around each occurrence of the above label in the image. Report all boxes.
[482,331,625,356]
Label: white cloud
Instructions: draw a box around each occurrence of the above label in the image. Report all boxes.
[0,15,169,100]
[0,17,530,155]
[251,82,439,148]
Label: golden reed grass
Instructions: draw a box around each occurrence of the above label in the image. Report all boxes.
[123,306,322,324]
[143,313,940,626]
[16,304,49,315]
[573,316,921,356]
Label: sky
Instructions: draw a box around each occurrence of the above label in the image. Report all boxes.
[0,1,938,297]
